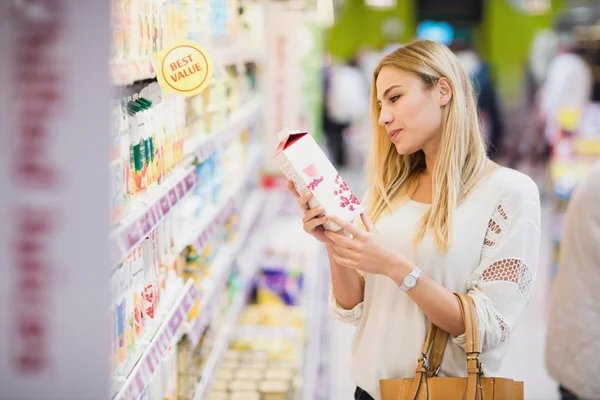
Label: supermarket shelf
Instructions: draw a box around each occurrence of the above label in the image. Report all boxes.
[111,57,156,86]
[109,97,262,269]
[217,95,263,145]
[193,228,268,399]
[184,94,263,159]
[186,190,266,346]
[109,166,198,268]
[111,42,263,86]
[171,145,263,258]
[113,279,199,400]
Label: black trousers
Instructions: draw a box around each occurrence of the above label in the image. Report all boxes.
[355,387,375,400]
[560,385,579,400]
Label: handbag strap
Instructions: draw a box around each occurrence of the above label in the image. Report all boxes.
[454,293,480,355]
[407,293,483,400]
[429,327,449,376]
[454,293,483,400]
[405,324,449,399]
[418,323,449,377]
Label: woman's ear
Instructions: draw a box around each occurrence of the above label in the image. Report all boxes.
[437,77,453,106]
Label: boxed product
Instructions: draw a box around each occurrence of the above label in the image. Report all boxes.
[257,264,303,306]
[273,128,363,231]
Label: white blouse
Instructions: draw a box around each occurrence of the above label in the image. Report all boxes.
[330,167,541,399]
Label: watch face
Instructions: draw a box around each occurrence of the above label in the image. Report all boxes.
[404,275,417,288]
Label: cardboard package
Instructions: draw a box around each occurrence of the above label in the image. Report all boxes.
[274,128,363,231]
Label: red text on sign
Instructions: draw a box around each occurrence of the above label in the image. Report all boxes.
[170,63,203,82]
[12,208,53,372]
[10,0,64,375]
[169,54,193,71]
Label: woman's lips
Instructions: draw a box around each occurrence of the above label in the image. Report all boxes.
[389,129,402,140]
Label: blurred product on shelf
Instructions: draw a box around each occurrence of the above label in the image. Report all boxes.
[110,0,263,85]
[257,245,305,307]
[137,345,179,399]
[196,303,305,400]
[110,82,186,226]
[109,80,263,398]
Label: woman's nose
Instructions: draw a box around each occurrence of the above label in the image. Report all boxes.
[378,108,393,127]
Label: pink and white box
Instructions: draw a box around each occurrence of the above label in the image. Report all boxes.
[274,128,364,231]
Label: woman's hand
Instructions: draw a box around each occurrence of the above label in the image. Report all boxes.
[325,213,413,276]
[287,180,333,245]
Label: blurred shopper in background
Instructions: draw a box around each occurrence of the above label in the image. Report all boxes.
[511,29,559,168]
[546,161,600,400]
[539,32,593,146]
[323,57,370,167]
[451,39,504,160]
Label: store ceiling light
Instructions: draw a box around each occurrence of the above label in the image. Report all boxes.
[365,0,396,9]
[317,0,335,27]
[510,0,550,14]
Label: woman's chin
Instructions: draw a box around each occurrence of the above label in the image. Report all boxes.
[393,142,416,155]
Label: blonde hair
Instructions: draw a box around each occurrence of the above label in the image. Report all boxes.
[366,39,490,252]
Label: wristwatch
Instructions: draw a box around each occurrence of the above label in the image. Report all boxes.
[400,266,422,292]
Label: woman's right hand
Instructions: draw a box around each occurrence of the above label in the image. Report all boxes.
[287,180,333,245]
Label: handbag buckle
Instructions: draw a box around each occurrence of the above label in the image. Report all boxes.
[428,364,441,376]
[466,354,484,375]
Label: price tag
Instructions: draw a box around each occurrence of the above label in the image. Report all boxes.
[153,341,164,365]
[167,309,183,336]
[159,196,171,214]
[152,202,164,221]
[145,208,158,229]
[145,351,156,375]
[139,214,152,237]
[190,284,200,299]
[168,188,178,204]
[132,372,145,397]
[184,172,196,190]
[125,224,143,249]
[162,329,172,351]
[176,181,185,198]
[189,314,207,347]
[181,292,195,312]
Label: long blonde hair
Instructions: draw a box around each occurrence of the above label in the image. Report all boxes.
[366,39,490,252]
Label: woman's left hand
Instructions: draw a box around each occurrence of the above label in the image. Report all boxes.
[325,213,412,276]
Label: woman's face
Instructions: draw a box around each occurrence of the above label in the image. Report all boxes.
[376,66,449,155]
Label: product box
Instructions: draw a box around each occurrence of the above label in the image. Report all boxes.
[274,128,363,231]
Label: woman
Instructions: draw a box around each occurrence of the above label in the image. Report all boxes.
[287,40,541,400]
[546,161,600,400]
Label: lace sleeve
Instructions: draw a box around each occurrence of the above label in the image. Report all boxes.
[453,176,541,352]
[329,286,364,325]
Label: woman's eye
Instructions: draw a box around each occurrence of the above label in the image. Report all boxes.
[390,95,401,103]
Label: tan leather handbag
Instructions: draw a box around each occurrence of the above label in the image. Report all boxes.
[380,293,524,400]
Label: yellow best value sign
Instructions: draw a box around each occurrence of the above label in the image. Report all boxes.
[153,40,213,97]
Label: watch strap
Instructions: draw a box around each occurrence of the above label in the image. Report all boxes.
[400,266,422,292]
